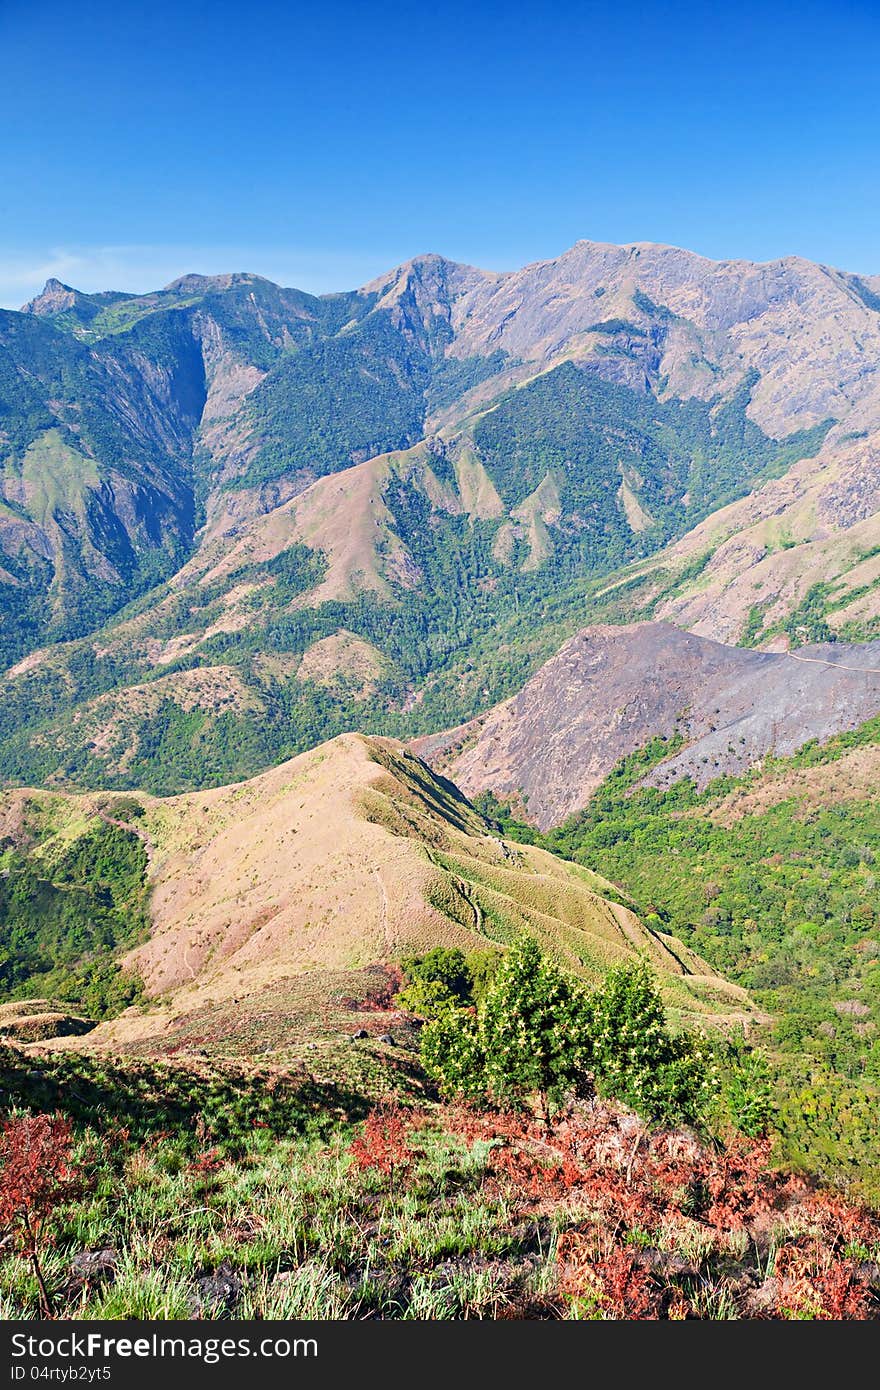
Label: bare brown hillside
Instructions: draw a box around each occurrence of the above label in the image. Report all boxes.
[413,623,880,828]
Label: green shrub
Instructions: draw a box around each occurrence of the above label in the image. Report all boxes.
[592,960,720,1125]
[422,935,597,1117]
[420,1007,487,1104]
[465,948,502,1003]
[399,946,503,1017]
[398,947,473,1016]
[479,939,595,1122]
[421,942,723,1129]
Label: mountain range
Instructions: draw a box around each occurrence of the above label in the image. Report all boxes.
[2,239,880,795]
[3,239,879,1210]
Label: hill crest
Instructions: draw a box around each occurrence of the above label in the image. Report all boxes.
[1,733,751,1052]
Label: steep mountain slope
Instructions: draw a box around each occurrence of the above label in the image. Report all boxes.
[0,307,203,661]
[2,239,880,790]
[608,425,880,647]
[0,734,750,1052]
[413,622,880,827]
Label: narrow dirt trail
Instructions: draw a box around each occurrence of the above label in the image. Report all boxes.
[182,941,199,981]
[788,652,880,676]
[93,808,155,864]
[457,876,483,935]
[374,868,393,953]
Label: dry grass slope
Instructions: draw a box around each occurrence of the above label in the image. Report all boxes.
[3,734,755,1056]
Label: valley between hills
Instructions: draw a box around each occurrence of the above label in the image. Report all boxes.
[2,240,880,1319]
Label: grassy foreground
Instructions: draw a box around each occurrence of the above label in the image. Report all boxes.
[1,1042,879,1321]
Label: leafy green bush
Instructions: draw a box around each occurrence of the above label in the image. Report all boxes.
[420,940,719,1127]
[420,1009,487,1104]
[420,938,595,1118]
[465,948,503,1003]
[398,948,473,1016]
[479,939,595,1122]
[591,959,719,1125]
[398,946,502,1016]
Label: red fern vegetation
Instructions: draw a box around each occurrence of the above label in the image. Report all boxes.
[442,1103,880,1319]
[3,1088,878,1319]
[348,1103,412,1185]
[0,1112,82,1317]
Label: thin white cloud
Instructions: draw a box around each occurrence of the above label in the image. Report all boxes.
[0,243,409,309]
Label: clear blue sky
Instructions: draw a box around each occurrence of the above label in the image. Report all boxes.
[1,0,878,306]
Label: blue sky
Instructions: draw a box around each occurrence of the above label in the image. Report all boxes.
[1,0,878,306]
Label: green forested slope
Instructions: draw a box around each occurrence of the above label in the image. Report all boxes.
[0,812,148,1016]
[475,722,880,1189]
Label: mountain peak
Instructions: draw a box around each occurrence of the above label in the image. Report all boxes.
[360,252,497,302]
[162,271,271,296]
[22,277,79,315]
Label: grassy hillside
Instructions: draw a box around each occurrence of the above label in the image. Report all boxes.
[0,733,876,1318]
[0,736,750,1047]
